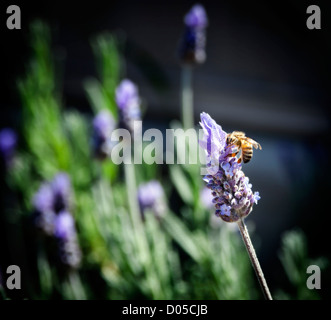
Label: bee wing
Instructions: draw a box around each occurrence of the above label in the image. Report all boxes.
[243,137,262,150]
[233,131,246,137]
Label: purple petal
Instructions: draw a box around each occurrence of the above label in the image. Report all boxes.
[54,211,75,240]
[93,110,115,137]
[184,4,208,29]
[138,180,164,210]
[199,112,227,160]
[33,183,54,213]
[115,79,139,110]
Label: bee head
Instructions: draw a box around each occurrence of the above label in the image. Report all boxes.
[226,134,235,145]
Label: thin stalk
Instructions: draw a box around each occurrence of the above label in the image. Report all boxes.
[124,161,142,229]
[68,271,87,300]
[124,159,160,298]
[237,218,273,300]
[123,159,147,260]
[181,65,193,130]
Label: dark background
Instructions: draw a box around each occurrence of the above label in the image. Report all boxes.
[1,0,331,298]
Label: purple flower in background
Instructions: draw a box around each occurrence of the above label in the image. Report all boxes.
[33,183,54,213]
[138,180,166,219]
[179,4,208,65]
[116,79,139,110]
[200,113,261,223]
[184,4,208,29]
[92,110,115,160]
[0,128,17,167]
[54,211,81,269]
[51,172,72,213]
[200,186,214,209]
[93,110,115,139]
[32,172,72,235]
[33,183,56,235]
[54,211,75,240]
[32,174,80,268]
[116,79,141,134]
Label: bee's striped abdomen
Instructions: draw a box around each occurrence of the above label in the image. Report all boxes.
[242,143,253,163]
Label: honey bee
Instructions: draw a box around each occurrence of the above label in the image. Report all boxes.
[226,131,262,164]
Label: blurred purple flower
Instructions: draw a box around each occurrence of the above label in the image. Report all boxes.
[200,186,214,209]
[115,79,139,110]
[92,110,115,160]
[54,211,81,268]
[200,113,261,223]
[115,79,141,134]
[32,172,72,236]
[179,4,208,65]
[33,183,54,213]
[184,4,208,29]
[54,211,75,240]
[32,174,80,268]
[138,180,166,219]
[93,110,115,138]
[51,172,72,212]
[33,183,56,235]
[0,128,17,167]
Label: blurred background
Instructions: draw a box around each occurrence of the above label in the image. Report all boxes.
[0,0,331,299]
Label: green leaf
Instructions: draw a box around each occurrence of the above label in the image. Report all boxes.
[83,79,109,113]
[169,164,194,205]
[163,212,201,263]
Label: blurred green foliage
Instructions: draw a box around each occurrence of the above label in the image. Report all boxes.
[1,21,327,300]
[276,229,328,300]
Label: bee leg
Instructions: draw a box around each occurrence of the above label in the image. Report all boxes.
[228,145,240,156]
[227,153,238,157]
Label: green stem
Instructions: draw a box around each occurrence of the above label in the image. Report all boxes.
[68,271,86,300]
[181,65,193,130]
[237,218,273,300]
[124,159,160,298]
[0,285,6,300]
[124,161,141,229]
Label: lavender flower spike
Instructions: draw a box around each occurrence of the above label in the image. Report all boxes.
[32,172,73,235]
[116,79,141,135]
[54,210,76,240]
[184,4,208,29]
[92,110,115,160]
[51,172,72,213]
[200,113,272,300]
[32,182,56,235]
[54,211,81,269]
[179,4,208,65]
[0,128,17,167]
[33,182,54,214]
[200,112,261,223]
[138,180,166,219]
